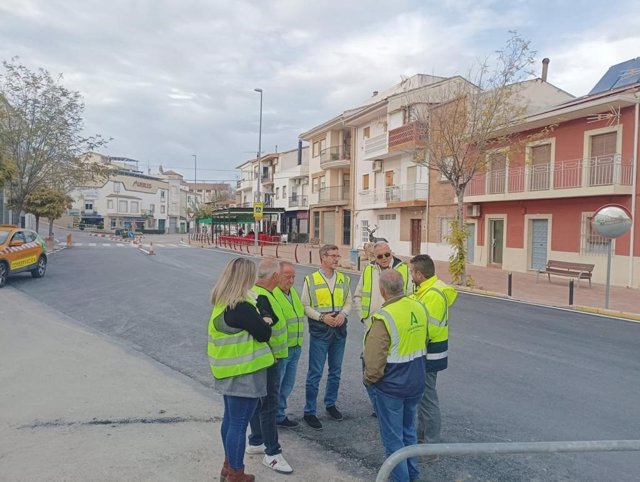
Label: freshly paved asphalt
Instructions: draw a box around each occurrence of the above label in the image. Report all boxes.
[7,230,640,481]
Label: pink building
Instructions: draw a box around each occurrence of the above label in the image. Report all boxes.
[464,58,640,288]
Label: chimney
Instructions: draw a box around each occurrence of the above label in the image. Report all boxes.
[372,91,379,97]
[541,58,550,82]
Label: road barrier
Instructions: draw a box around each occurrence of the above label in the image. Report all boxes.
[375,440,640,482]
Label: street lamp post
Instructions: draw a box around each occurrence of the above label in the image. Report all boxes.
[192,154,197,235]
[254,88,263,247]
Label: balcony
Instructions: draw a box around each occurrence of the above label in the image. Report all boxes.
[388,122,427,152]
[465,155,634,202]
[261,172,273,185]
[385,183,428,207]
[238,178,254,191]
[320,145,351,170]
[363,133,388,160]
[288,195,308,208]
[312,185,350,206]
[359,183,428,207]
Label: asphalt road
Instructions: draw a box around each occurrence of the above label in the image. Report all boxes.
[8,233,640,481]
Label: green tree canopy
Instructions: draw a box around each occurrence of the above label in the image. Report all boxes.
[23,186,73,235]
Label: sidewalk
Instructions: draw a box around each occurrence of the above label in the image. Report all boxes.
[187,237,640,321]
[0,288,373,482]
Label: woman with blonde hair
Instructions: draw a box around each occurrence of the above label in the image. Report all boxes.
[208,257,274,482]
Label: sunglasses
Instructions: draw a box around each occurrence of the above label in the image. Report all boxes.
[376,252,392,260]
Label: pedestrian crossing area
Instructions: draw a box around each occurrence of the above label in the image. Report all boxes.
[69,242,190,249]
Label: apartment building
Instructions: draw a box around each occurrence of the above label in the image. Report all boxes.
[272,144,309,242]
[463,58,640,287]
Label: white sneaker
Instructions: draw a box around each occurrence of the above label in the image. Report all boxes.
[262,453,294,473]
[245,443,265,455]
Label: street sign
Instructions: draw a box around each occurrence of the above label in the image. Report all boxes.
[253,202,264,220]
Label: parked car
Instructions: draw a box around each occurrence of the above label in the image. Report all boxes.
[0,225,48,288]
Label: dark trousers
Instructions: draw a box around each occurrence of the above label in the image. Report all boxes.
[248,363,282,456]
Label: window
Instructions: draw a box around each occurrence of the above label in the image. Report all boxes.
[25,231,37,243]
[439,217,453,243]
[84,202,93,211]
[130,201,139,213]
[529,144,551,191]
[275,187,280,199]
[581,213,610,255]
[378,214,396,221]
[589,131,617,186]
[440,157,453,182]
[385,170,394,187]
[343,209,351,245]
[312,177,319,193]
[363,127,370,139]
[282,185,286,198]
[487,151,507,194]
[110,219,117,229]
[313,212,320,239]
[119,200,128,212]
[361,219,369,243]
[362,174,369,190]
[313,141,320,157]
[107,199,114,209]
[160,190,166,200]
[160,205,165,214]
[149,203,155,213]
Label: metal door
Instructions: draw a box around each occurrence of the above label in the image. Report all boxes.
[489,219,504,265]
[466,223,475,263]
[530,219,548,270]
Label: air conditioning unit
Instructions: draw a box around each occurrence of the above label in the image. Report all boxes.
[466,204,481,217]
[372,160,383,172]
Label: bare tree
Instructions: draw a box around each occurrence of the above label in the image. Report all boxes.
[413,32,537,284]
[0,58,109,224]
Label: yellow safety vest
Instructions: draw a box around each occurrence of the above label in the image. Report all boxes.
[411,276,457,370]
[367,296,428,363]
[273,286,305,348]
[207,299,275,379]
[253,285,289,359]
[360,262,410,319]
[305,270,349,313]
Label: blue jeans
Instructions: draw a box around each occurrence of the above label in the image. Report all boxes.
[248,363,281,456]
[368,385,422,482]
[304,334,346,415]
[221,395,259,470]
[276,345,302,422]
[417,371,441,444]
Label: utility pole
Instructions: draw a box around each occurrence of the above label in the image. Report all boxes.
[254,88,263,247]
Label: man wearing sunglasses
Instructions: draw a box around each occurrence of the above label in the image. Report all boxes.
[354,241,413,416]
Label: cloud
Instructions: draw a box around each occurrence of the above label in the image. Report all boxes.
[0,0,638,180]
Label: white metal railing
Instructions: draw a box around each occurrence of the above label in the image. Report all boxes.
[363,133,388,159]
[465,155,633,197]
[385,183,428,202]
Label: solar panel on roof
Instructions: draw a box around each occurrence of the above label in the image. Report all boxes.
[589,57,640,95]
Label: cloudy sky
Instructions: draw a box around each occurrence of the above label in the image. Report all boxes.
[1,0,638,182]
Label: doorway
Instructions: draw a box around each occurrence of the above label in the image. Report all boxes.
[530,219,548,270]
[489,219,504,265]
[411,219,422,255]
[466,223,475,263]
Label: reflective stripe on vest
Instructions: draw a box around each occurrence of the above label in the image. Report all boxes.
[305,271,349,313]
[207,301,275,379]
[368,297,428,364]
[273,286,304,348]
[413,282,450,363]
[360,262,410,319]
[253,285,289,359]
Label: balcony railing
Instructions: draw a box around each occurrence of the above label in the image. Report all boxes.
[363,133,388,160]
[465,155,633,198]
[388,122,426,152]
[261,172,273,183]
[320,145,350,162]
[317,185,350,204]
[288,195,308,208]
[385,183,428,202]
